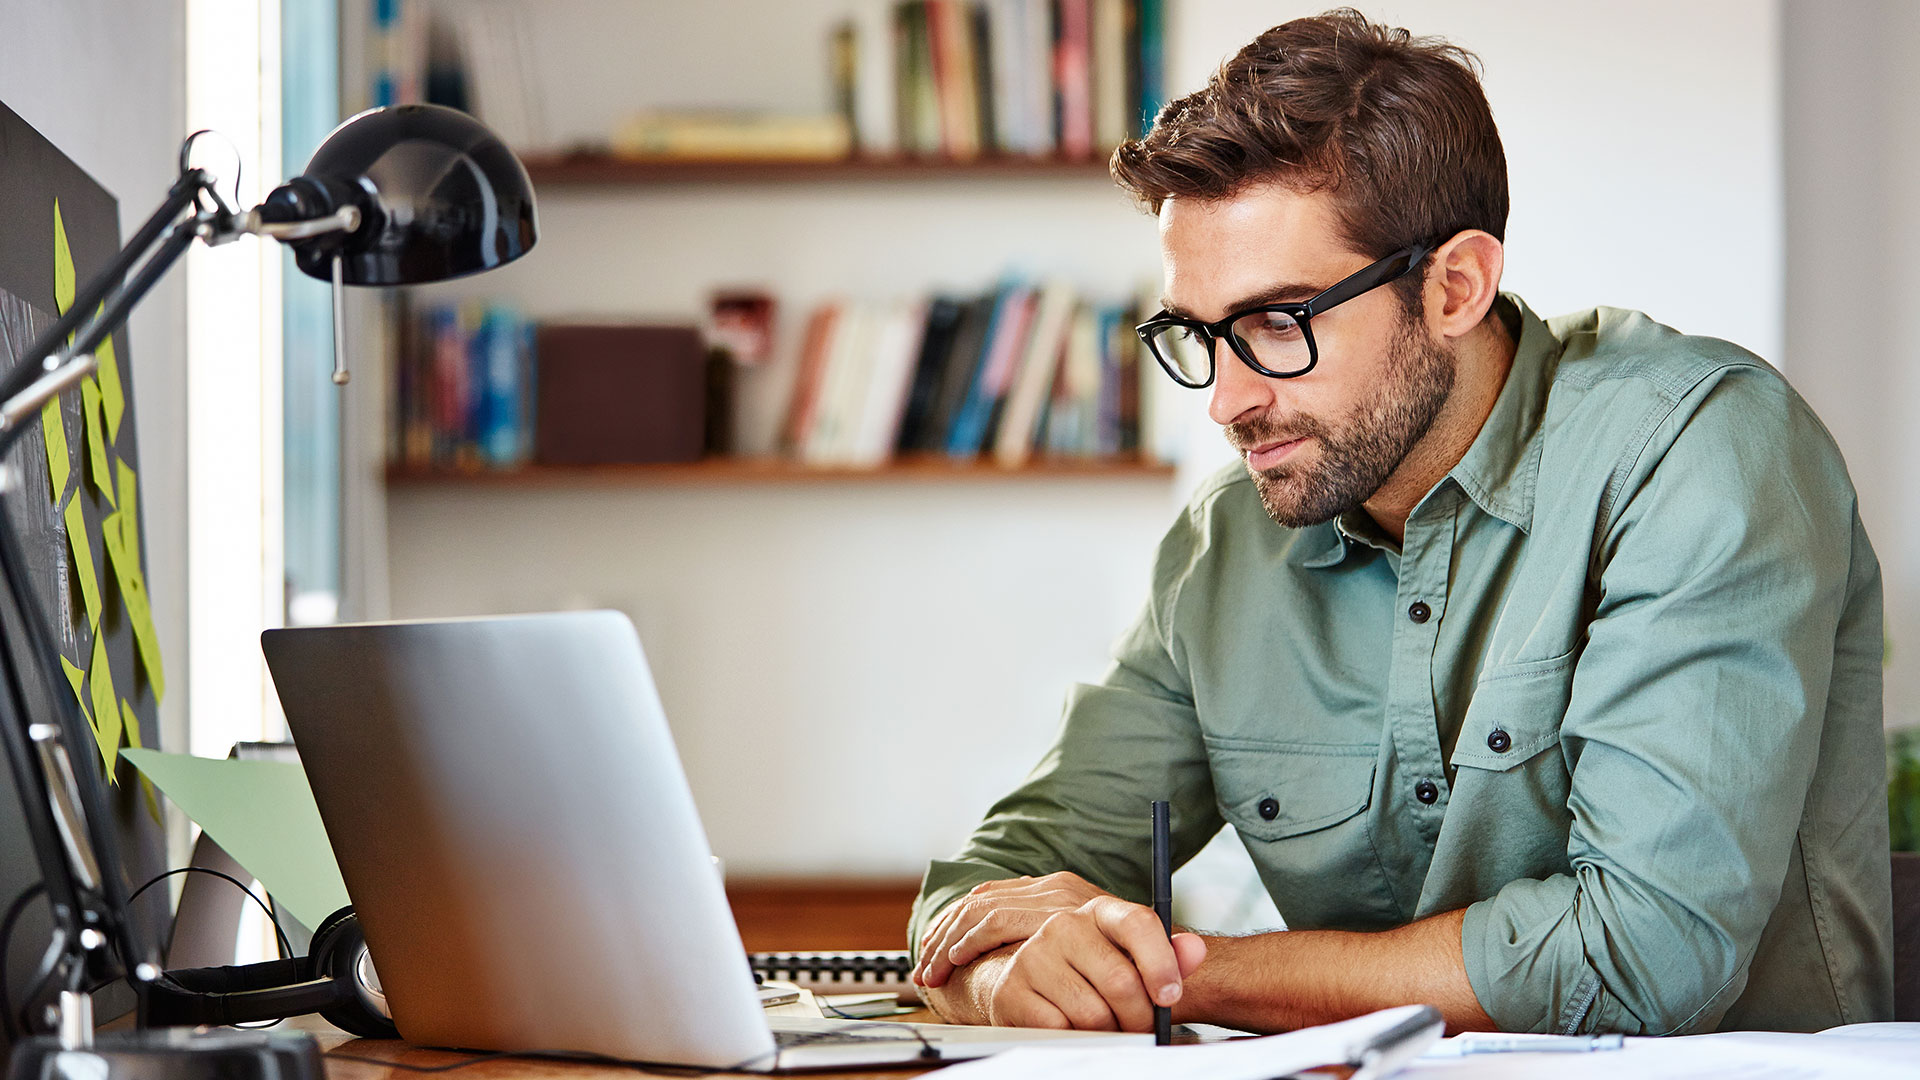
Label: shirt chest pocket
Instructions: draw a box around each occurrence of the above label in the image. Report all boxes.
[1450,650,1577,773]
[1204,737,1378,842]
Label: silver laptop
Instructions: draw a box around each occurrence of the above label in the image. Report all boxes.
[262,612,1147,1070]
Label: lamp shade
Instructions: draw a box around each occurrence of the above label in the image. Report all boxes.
[279,103,537,286]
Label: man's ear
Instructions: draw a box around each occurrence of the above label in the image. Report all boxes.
[1423,230,1504,342]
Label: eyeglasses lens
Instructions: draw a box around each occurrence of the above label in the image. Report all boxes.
[1228,310,1310,377]
[1148,324,1215,386]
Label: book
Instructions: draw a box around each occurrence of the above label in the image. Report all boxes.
[852,2,899,155]
[1090,0,1130,149]
[946,285,1035,456]
[1053,0,1094,159]
[849,299,931,465]
[993,280,1077,465]
[390,299,535,470]
[782,303,843,452]
[611,111,852,161]
[895,296,965,451]
[924,292,1000,452]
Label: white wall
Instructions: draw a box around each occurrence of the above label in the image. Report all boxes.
[0,2,189,774]
[384,0,1786,881]
[1781,0,1918,728]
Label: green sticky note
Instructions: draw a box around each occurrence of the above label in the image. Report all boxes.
[52,199,75,314]
[119,749,350,929]
[80,378,114,507]
[58,654,92,734]
[58,654,85,704]
[116,461,141,569]
[100,509,164,704]
[95,318,124,443]
[63,497,100,629]
[87,628,121,781]
[119,700,161,825]
[41,401,69,504]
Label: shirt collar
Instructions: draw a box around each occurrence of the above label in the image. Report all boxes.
[1298,293,1557,570]
[1446,293,1557,536]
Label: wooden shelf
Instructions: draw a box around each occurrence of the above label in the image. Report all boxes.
[520,152,1116,187]
[384,455,1175,488]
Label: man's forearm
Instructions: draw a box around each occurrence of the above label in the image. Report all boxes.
[1178,908,1496,1033]
[925,908,1497,1033]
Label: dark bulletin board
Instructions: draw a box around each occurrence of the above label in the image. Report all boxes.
[0,99,169,1038]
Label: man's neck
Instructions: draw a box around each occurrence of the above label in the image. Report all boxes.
[1361,315,1518,543]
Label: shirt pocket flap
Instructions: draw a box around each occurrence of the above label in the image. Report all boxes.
[1204,738,1378,842]
[1450,651,1577,773]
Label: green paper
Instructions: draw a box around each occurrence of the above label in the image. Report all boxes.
[95,317,124,442]
[63,496,100,629]
[42,401,69,503]
[87,629,120,781]
[101,507,164,703]
[81,378,114,506]
[52,199,75,314]
[119,749,350,929]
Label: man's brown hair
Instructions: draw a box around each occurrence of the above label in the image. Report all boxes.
[1112,8,1508,276]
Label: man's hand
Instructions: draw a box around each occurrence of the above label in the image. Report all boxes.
[919,894,1208,1030]
[914,872,1118,989]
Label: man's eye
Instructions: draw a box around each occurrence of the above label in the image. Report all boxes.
[1236,311,1303,341]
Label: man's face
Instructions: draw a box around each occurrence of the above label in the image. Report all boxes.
[1158,187,1456,528]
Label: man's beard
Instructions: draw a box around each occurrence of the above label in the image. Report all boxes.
[1225,313,1456,529]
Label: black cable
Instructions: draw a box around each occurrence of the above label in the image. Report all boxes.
[0,882,47,1040]
[125,866,294,962]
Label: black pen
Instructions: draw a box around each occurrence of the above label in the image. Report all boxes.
[1151,799,1172,1046]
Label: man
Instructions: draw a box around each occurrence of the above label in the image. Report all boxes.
[908,10,1892,1037]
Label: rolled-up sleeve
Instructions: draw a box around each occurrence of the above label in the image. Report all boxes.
[909,501,1224,961]
[1461,367,1871,1035]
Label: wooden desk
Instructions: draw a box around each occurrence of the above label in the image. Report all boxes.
[304,1013,948,1080]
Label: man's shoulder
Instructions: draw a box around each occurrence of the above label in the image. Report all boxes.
[1534,305,1822,467]
[1543,305,1778,403]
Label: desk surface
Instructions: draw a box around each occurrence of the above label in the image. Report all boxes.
[304,1013,947,1080]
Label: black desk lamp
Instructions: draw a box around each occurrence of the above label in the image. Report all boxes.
[0,103,535,1080]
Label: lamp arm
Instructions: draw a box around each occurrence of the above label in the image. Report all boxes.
[0,219,201,459]
[0,170,217,414]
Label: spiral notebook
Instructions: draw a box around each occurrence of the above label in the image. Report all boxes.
[748,950,917,1001]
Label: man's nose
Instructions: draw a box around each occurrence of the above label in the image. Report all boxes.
[1207,339,1274,427]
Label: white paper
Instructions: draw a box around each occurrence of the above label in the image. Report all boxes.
[931,1005,1430,1080]
[1409,1027,1920,1080]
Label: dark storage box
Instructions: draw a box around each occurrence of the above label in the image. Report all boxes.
[534,323,706,464]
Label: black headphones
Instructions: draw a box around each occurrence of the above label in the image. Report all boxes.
[143,905,397,1037]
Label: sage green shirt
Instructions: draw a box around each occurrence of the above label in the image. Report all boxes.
[911,295,1892,1035]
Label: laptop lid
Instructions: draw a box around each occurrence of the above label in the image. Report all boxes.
[263,612,776,1069]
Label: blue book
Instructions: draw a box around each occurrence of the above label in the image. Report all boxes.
[478,307,522,467]
[946,284,1031,456]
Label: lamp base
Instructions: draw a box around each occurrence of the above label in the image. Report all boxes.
[6,1028,323,1080]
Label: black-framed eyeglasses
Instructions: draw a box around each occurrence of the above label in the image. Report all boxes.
[1135,241,1435,388]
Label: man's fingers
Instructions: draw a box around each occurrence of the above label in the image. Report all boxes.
[1089,899,1185,1007]
[945,908,1049,973]
[1064,944,1157,1032]
[915,896,995,985]
[1016,944,1121,1032]
[1172,932,1208,978]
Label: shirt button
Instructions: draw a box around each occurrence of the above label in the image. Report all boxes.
[1414,779,1439,804]
[1257,797,1279,821]
[1408,601,1431,624]
[1487,729,1512,753]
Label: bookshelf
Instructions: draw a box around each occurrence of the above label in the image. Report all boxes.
[367,0,1197,883]
[385,455,1174,487]
[522,152,1118,186]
